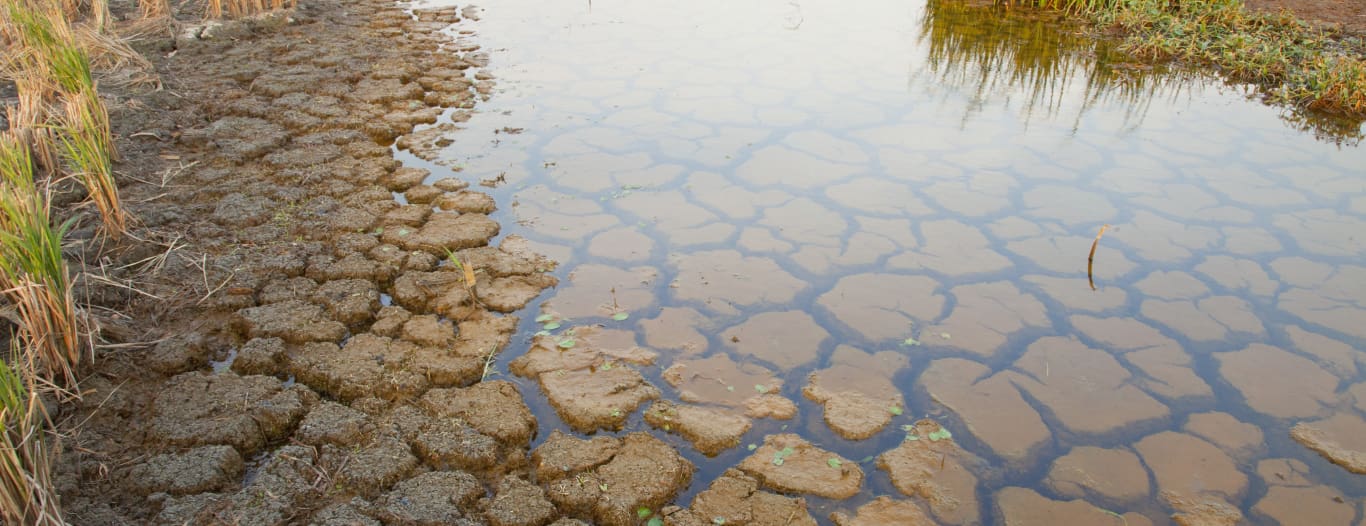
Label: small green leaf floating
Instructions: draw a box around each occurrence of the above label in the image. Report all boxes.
[747,443,757,451]
[902,337,920,346]
[543,322,561,330]
[888,405,903,416]
[827,458,842,469]
[927,428,952,442]
[647,519,664,526]
[612,312,629,321]
[535,314,554,323]
[940,332,952,340]
[754,384,767,394]
[534,330,550,337]
[558,339,576,349]
[638,507,652,519]
[772,446,796,466]
[600,362,613,371]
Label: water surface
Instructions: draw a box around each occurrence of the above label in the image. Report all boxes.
[404,0,1366,523]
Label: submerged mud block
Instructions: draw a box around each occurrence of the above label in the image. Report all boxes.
[738,434,863,500]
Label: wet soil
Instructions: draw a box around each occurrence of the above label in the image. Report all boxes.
[39,0,641,523]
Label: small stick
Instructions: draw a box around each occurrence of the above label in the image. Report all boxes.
[1087,224,1109,291]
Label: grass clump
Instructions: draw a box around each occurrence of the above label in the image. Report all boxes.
[0,138,84,392]
[0,351,65,526]
[1002,0,1366,115]
[206,0,295,19]
[2,0,129,238]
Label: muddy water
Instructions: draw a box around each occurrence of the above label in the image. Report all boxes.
[404,0,1366,523]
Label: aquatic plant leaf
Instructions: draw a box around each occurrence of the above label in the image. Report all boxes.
[638,507,653,519]
[747,443,757,451]
[940,332,951,340]
[773,457,784,466]
[600,362,613,371]
[612,312,629,321]
[557,339,576,349]
[827,458,842,468]
[888,405,903,416]
[902,337,921,346]
[647,519,664,526]
[543,322,561,330]
[754,384,767,394]
[534,330,550,337]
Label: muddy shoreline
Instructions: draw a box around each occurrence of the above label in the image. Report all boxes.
[54,0,596,523]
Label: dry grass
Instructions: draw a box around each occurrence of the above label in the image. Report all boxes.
[0,350,66,526]
[0,138,84,393]
[206,0,295,19]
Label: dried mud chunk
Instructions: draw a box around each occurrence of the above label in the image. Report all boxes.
[212,193,274,227]
[237,299,347,343]
[179,116,286,163]
[1163,491,1244,526]
[453,315,518,358]
[877,420,983,525]
[401,314,455,347]
[146,332,208,375]
[331,433,420,497]
[263,144,343,169]
[531,430,621,483]
[664,354,786,410]
[1045,446,1150,503]
[487,476,558,526]
[127,445,243,496]
[259,277,319,304]
[1135,432,1247,500]
[151,373,310,454]
[738,433,863,500]
[644,400,751,456]
[539,363,660,433]
[384,166,430,191]
[348,77,424,104]
[306,252,396,282]
[371,305,412,338]
[311,278,381,327]
[803,346,908,440]
[326,206,377,233]
[407,344,479,388]
[436,190,497,214]
[212,444,321,526]
[382,211,500,255]
[593,433,694,526]
[412,423,499,471]
[404,184,442,205]
[296,401,368,447]
[381,203,433,227]
[1215,343,1336,419]
[1290,412,1366,474]
[377,470,483,525]
[309,502,380,526]
[288,336,429,402]
[830,496,934,526]
[421,380,536,447]
[232,336,286,376]
[995,487,1151,526]
[689,468,818,526]
[477,274,560,313]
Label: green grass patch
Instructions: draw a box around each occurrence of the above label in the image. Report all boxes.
[1018,0,1366,115]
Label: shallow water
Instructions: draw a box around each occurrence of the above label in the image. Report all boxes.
[403,0,1366,523]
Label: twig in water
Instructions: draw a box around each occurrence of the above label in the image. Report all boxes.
[1087,224,1109,291]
